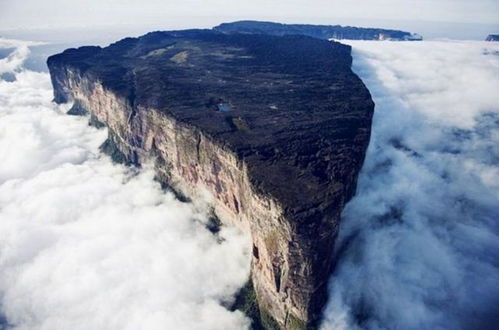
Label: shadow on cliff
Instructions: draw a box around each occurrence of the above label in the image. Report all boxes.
[322,41,499,330]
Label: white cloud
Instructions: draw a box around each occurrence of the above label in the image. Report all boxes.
[2,36,499,330]
[321,41,499,329]
[0,39,251,330]
[0,38,44,74]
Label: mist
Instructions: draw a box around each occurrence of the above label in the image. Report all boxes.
[0,38,251,330]
[1,32,499,330]
[321,41,499,329]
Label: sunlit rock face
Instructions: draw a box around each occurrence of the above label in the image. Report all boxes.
[47,29,374,328]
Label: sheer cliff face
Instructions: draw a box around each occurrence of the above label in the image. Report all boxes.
[47,30,374,328]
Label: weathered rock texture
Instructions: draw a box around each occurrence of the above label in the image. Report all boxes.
[47,29,374,329]
[214,20,423,41]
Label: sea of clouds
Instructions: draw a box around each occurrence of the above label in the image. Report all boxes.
[321,41,499,329]
[1,37,498,330]
[0,38,251,330]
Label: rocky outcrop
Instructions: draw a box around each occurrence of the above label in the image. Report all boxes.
[47,29,374,329]
[214,20,423,41]
[486,34,499,41]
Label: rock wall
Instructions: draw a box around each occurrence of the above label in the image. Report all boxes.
[49,60,360,329]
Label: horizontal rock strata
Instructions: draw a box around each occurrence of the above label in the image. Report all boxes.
[48,29,374,329]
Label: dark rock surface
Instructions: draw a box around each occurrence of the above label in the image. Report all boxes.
[486,34,499,41]
[48,30,372,213]
[47,29,374,329]
[214,20,422,41]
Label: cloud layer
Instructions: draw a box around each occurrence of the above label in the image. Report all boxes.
[2,37,499,330]
[322,41,499,329]
[0,39,251,330]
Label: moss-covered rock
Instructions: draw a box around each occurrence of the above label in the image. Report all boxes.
[231,279,281,330]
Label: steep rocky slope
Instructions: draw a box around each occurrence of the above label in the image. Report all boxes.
[214,20,423,41]
[47,29,374,329]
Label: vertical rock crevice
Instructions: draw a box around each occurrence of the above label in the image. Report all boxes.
[47,30,374,329]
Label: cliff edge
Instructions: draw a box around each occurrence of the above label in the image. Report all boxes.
[47,29,374,329]
[214,20,423,41]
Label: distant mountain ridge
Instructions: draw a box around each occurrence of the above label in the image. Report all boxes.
[214,20,423,41]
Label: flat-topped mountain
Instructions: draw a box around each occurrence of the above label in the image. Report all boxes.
[214,20,423,41]
[48,29,374,329]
